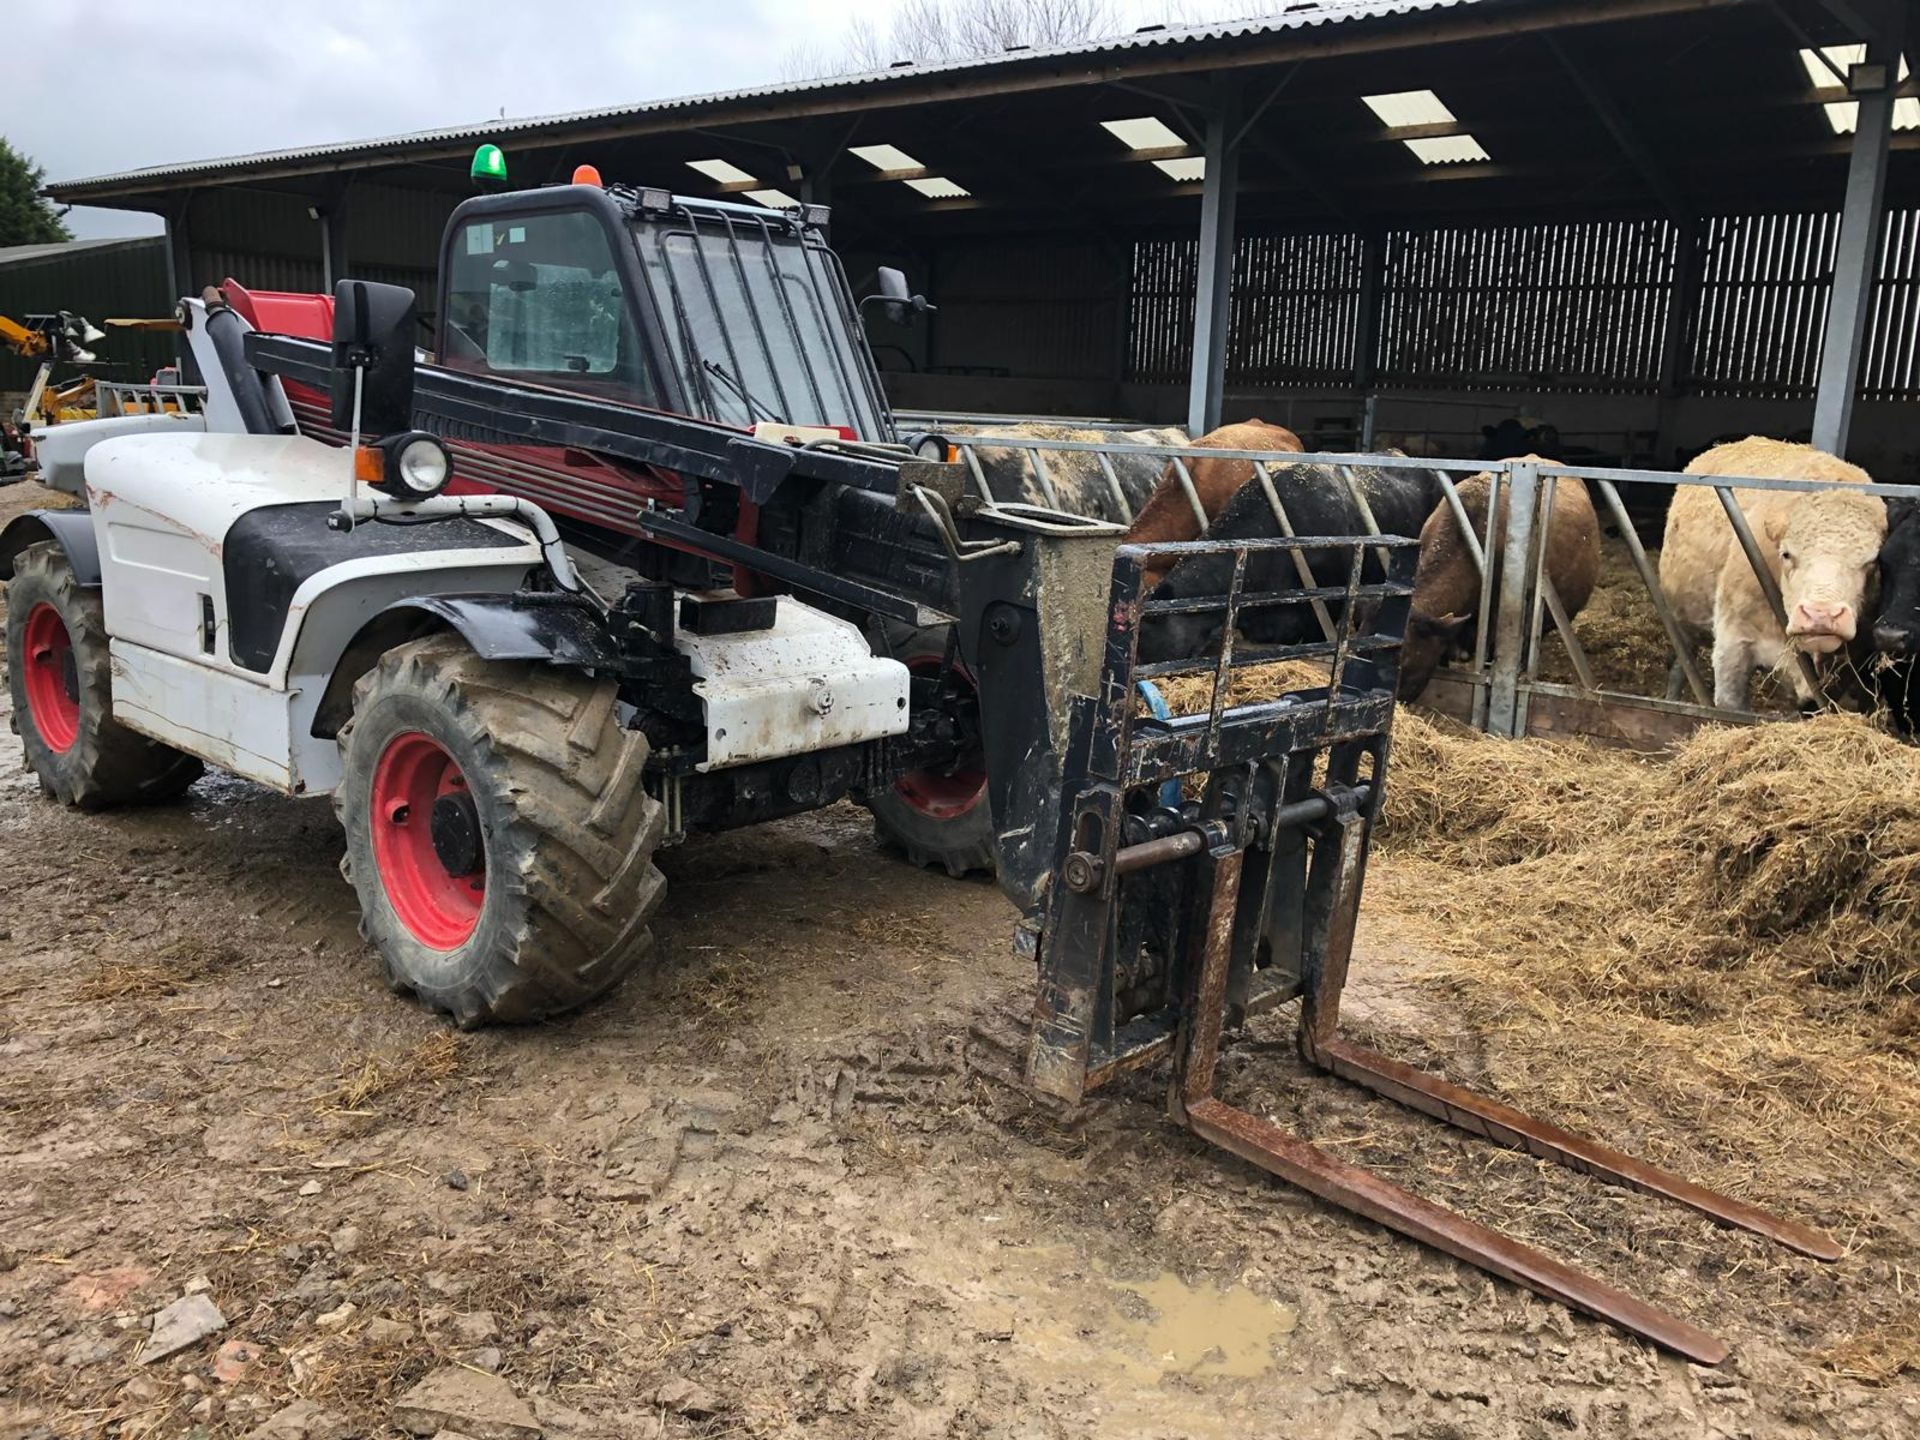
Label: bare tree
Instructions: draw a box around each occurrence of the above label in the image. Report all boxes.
[779,1,1383,81]
[783,0,1121,78]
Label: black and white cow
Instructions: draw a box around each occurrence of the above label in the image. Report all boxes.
[1866,498,1920,735]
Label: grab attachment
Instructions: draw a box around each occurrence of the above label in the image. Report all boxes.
[969,516,1839,1366]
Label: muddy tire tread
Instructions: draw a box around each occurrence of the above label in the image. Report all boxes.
[864,623,997,878]
[335,632,666,1025]
[5,543,202,809]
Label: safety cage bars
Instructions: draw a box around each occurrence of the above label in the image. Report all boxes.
[1022,527,1414,1101]
[624,197,894,442]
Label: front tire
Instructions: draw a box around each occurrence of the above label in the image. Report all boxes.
[5,542,202,808]
[335,634,667,1026]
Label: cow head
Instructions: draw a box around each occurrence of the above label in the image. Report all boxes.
[1397,611,1474,700]
[1871,498,1920,656]
[1769,489,1887,653]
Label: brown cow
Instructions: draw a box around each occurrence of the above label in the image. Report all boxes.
[1123,419,1305,588]
[1399,463,1602,701]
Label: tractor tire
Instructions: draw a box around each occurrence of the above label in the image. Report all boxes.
[866,625,997,878]
[5,542,202,808]
[334,633,667,1027]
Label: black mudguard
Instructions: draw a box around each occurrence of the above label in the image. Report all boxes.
[376,594,621,670]
[309,592,620,742]
[0,511,100,585]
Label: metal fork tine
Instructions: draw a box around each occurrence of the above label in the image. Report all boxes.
[1183,1096,1732,1366]
[1306,1037,1844,1261]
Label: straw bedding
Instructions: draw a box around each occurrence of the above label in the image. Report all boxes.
[1378,706,1920,1186]
[1533,540,1677,698]
[1143,658,1334,714]
[1146,658,1920,1185]
[1133,639,1920,1378]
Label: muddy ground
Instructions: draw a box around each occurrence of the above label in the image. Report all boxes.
[0,480,1915,1439]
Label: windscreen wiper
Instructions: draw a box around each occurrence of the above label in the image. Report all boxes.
[702,359,784,426]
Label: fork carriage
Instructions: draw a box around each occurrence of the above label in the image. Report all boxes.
[959,508,1840,1367]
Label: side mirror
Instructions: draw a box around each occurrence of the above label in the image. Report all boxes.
[330,279,418,436]
[863,266,936,326]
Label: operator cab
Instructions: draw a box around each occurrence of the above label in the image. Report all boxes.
[435,185,893,442]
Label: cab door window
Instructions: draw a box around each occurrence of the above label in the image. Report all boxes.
[444,209,651,401]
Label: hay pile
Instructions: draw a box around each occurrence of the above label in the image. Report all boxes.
[1143,658,1333,715]
[1377,706,1920,1186]
[1534,540,1677,698]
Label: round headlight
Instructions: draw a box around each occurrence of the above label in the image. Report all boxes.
[381,432,452,498]
[911,432,951,462]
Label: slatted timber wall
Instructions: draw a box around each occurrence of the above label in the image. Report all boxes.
[1235,232,1365,385]
[1864,208,1920,401]
[1128,208,1920,403]
[1376,220,1676,393]
[1128,237,1200,385]
[1688,212,1838,398]
[1128,231,1362,386]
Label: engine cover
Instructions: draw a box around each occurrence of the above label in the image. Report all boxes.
[673,596,908,771]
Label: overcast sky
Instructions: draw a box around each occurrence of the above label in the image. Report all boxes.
[10,0,1242,240]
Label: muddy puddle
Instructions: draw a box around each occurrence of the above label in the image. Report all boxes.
[919,1235,1298,1433]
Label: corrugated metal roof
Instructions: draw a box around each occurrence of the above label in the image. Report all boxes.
[48,1,1481,197]
[0,236,164,268]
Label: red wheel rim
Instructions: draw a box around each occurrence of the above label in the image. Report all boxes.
[369,732,485,950]
[895,656,987,820]
[22,603,80,753]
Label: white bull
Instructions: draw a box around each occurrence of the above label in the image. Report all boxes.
[1659,436,1886,710]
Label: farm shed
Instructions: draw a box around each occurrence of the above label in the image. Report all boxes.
[0,236,174,397]
[42,0,1920,472]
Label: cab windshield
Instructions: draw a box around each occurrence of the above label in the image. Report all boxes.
[442,207,651,402]
[630,204,889,440]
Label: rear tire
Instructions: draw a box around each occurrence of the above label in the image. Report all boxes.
[5,542,202,808]
[865,625,996,877]
[334,634,667,1026]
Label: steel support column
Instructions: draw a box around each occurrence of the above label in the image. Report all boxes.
[165,195,194,375]
[1186,82,1243,438]
[165,196,193,301]
[321,202,350,293]
[1812,0,1906,456]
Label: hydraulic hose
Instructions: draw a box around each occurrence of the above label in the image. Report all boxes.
[331,492,585,596]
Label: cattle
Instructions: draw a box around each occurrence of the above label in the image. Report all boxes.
[1863,499,1920,734]
[951,423,1189,524]
[1658,437,1887,711]
[1136,458,1441,665]
[1122,419,1306,589]
[1481,416,1563,462]
[1398,464,1602,702]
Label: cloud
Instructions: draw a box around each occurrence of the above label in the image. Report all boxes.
[12,0,898,237]
[13,0,1278,238]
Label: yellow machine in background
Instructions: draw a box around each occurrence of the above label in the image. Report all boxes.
[2,310,187,427]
